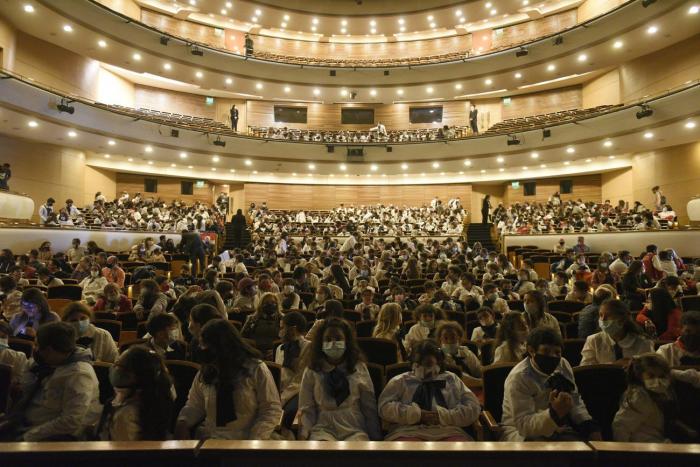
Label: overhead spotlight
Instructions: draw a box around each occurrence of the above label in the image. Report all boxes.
[515,47,528,57]
[213,136,226,147]
[160,36,170,46]
[507,135,521,146]
[57,98,75,114]
[190,45,204,56]
[641,0,657,7]
[542,128,551,138]
[553,36,564,46]
[636,104,653,119]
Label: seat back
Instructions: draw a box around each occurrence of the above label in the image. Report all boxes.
[562,339,585,367]
[165,360,201,429]
[357,337,399,366]
[47,298,72,317]
[0,363,11,413]
[355,320,376,338]
[573,364,627,440]
[482,362,516,423]
[365,362,385,400]
[680,295,700,312]
[116,312,138,331]
[94,319,122,342]
[264,361,282,393]
[548,300,586,313]
[8,337,34,358]
[47,285,83,300]
[673,369,700,432]
[119,338,148,354]
[92,361,115,405]
[384,362,413,382]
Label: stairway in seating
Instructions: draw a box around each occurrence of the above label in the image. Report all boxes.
[221,222,252,252]
[466,223,497,251]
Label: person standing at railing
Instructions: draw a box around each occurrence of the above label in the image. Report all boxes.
[0,163,10,190]
[481,195,491,224]
[469,104,479,135]
[230,104,239,132]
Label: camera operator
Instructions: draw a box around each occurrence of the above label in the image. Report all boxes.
[501,328,602,441]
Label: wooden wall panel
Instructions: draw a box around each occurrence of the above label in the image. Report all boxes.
[502,174,602,205]
[577,0,626,22]
[246,101,470,131]
[116,173,215,204]
[141,10,225,48]
[501,86,582,120]
[243,183,472,210]
[492,10,577,49]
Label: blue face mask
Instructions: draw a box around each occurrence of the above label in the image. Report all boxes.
[73,319,90,336]
[599,319,622,336]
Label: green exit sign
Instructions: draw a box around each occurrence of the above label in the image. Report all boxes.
[195,180,205,188]
[205,96,214,106]
[503,97,511,106]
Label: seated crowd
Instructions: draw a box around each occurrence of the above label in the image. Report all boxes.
[0,219,698,445]
[35,191,227,233]
[493,189,678,235]
[249,199,465,236]
[247,125,471,143]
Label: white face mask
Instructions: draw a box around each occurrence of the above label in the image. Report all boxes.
[322,340,346,360]
[644,377,670,394]
[168,329,179,343]
[283,285,294,294]
[414,364,440,380]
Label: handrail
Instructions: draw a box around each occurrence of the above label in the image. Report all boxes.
[1,67,698,146]
[87,0,636,68]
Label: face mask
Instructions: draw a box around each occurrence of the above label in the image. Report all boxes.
[109,365,135,389]
[0,337,8,348]
[414,364,440,380]
[524,303,539,315]
[644,377,670,394]
[533,354,560,375]
[486,293,497,302]
[322,340,346,360]
[600,263,608,268]
[599,319,622,336]
[680,333,700,353]
[283,285,294,294]
[441,343,459,355]
[72,319,89,336]
[262,303,277,315]
[420,319,435,329]
[168,329,179,343]
[91,271,99,278]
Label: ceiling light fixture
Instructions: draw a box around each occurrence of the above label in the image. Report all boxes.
[613,40,624,49]
[180,152,187,158]
[244,159,252,166]
[63,24,73,33]
[97,40,107,48]
[67,130,77,137]
[432,162,440,169]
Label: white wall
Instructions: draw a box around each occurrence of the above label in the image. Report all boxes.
[503,230,700,257]
[0,192,34,220]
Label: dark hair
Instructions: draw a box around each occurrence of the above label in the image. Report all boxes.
[573,280,589,292]
[215,280,235,298]
[146,313,178,336]
[461,272,476,284]
[602,299,643,337]
[62,302,93,321]
[681,311,700,327]
[526,327,563,351]
[200,319,261,385]
[37,321,76,353]
[523,290,547,324]
[116,346,174,440]
[282,311,307,332]
[413,303,446,322]
[411,339,446,370]
[21,287,52,323]
[647,288,677,335]
[0,275,16,292]
[592,287,613,305]
[329,264,351,293]
[646,244,658,253]
[323,299,344,318]
[190,304,221,326]
[308,318,362,373]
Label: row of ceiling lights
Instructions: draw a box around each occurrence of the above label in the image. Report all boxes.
[23,118,698,174]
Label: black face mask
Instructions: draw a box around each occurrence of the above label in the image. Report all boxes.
[262,303,277,316]
[680,333,700,353]
[533,354,561,375]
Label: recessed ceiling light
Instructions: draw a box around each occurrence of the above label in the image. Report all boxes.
[107,140,116,146]
[613,40,624,49]
[478,169,485,174]
[308,163,316,170]
[496,156,505,163]
[485,2,492,8]
[370,164,378,171]
[432,162,440,168]
[23,4,35,13]
[339,164,347,171]
[313,88,320,96]
[292,172,297,176]
[403,173,408,177]
[180,152,187,158]
[370,89,377,96]
[244,159,252,166]
[341,19,348,26]
[547,64,556,72]
[459,171,464,175]
[604,140,613,147]
[401,163,408,170]
[689,5,699,14]
[577,53,587,62]
[564,161,570,165]
[251,16,258,23]
[455,10,463,17]
[255,82,263,90]
[514,72,523,79]
[67,130,77,138]
[540,164,546,168]
[104,154,110,159]
[312,17,319,25]
[97,40,107,48]
[398,18,405,25]
[340,89,348,96]
[195,71,203,78]
[566,147,575,154]
[426,86,433,94]
[523,0,529,5]
[430,22,436,28]
[522,166,528,170]
[455,83,463,90]
[210,168,217,172]
[171,163,176,167]
[459,17,466,23]
[646,25,658,35]
[463,160,472,166]
[440,172,445,176]
[685,121,696,129]
[531,152,539,159]
[427,15,434,21]
[644,131,654,139]
[148,160,153,165]
[127,158,133,162]
[499,168,505,172]
[144,146,153,153]
[369,19,376,27]
[421,173,426,177]
[132,53,141,61]
[229,169,236,173]
[485,78,493,85]
[255,9,262,16]
[221,9,227,15]
[399,26,406,32]
[163,63,172,70]
[27,120,38,128]
[188,165,193,169]
[212,156,220,162]
[225,77,233,85]
[227,2,233,8]
[63,24,73,33]
[490,9,497,15]
[586,158,592,163]
[189,0,196,5]
[370,28,376,34]
[284,86,291,93]
[396,89,404,95]
[311,26,317,32]
[341,28,347,34]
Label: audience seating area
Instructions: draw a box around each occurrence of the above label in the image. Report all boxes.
[483,105,622,135]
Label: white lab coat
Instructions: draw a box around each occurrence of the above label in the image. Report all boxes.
[177,359,282,440]
[21,348,101,441]
[378,369,480,440]
[493,342,526,364]
[83,323,118,363]
[274,337,310,404]
[657,341,700,367]
[443,346,482,378]
[79,276,109,303]
[501,357,592,441]
[403,321,444,356]
[613,369,700,442]
[298,361,381,441]
[0,346,29,384]
[580,331,654,366]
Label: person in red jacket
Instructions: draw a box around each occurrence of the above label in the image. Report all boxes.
[636,288,682,341]
[642,244,664,283]
[93,283,133,314]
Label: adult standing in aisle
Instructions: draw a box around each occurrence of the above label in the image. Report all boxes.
[230,105,239,132]
[482,195,491,224]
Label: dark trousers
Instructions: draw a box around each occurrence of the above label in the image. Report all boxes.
[190,250,206,277]
[481,209,489,224]
[281,395,299,430]
[470,120,478,134]
[231,118,238,131]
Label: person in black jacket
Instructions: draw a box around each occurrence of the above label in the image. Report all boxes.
[481,195,491,224]
[231,208,247,249]
[181,227,206,277]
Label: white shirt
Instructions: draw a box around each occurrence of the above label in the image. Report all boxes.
[580,331,654,366]
[656,341,700,367]
[608,258,629,275]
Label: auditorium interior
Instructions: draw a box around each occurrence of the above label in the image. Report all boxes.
[0,0,699,465]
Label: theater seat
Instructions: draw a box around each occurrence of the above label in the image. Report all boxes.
[481,362,516,425]
[673,367,700,433]
[264,361,282,393]
[365,362,385,400]
[94,319,122,342]
[573,364,627,440]
[680,295,700,312]
[357,338,399,367]
[47,285,83,301]
[355,320,376,338]
[548,300,586,313]
[384,362,412,382]
[92,361,115,405]
[8,337,33,358]
[119,338,148,353]
[0,363,11,413]
[562,339,585,367]
[165,360,201,430]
